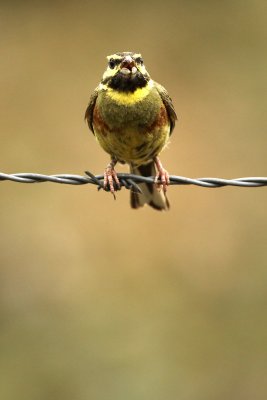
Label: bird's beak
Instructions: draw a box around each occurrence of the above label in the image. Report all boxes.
[120,56,138,75]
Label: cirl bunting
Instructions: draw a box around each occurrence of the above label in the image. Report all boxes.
[85,52,177,210]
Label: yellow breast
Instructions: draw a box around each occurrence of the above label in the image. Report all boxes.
[99,80,154,105]
[93,80,170,164]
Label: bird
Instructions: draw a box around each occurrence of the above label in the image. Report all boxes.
[85,52,177,210]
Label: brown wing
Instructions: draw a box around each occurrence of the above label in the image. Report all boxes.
[84,89,98,134]
[154,81,177,135]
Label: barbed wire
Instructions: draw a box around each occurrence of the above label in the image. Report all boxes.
[0,172,267,192]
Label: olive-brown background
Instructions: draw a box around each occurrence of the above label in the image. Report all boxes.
[0,1,267,399]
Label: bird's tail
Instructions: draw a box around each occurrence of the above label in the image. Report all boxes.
[130,162,170,211]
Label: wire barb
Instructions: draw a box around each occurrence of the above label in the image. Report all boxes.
[85,171,104,190]
[0,172,267,189]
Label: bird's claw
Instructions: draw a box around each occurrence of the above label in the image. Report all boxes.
[154,157,170,192]
[104,163,121,195]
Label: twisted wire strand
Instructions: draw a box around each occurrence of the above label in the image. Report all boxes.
[0,172,267,189]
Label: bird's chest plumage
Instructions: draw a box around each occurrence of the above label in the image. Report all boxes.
[92,88,170,165]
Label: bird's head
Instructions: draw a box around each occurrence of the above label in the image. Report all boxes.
[101,52,150,93]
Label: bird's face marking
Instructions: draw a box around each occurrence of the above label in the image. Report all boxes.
[101,52,150,92]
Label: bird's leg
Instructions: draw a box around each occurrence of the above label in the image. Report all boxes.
[104,158,120,194]
[154,156,170,192]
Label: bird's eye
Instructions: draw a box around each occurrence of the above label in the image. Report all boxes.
[108,59,116,69]
[136,57,144,66]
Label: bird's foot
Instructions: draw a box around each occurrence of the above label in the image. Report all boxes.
[154,156,170,192]
[104,161,120,196]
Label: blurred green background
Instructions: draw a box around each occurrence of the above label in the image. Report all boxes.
[0,1,267,399]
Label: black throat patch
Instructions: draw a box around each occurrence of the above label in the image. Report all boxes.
[107,72,150,93]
